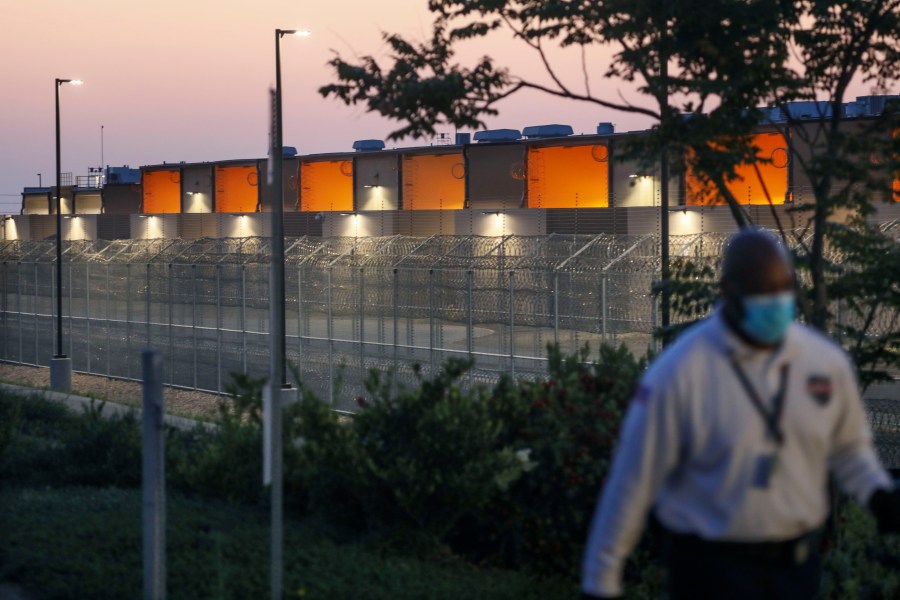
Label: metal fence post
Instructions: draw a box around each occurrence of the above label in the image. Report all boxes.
[241,265,247,375]
[142,348,166,600]
[553,271,560,344]
[18,262,23,363]
[466,270,473,359]
[68,262,73,360]
[429,269,436,372]
[192,264,198,389]
[167,264,173,384]
[359,268,365,381]
[35,263,40,365]
[296,264,302,370]
[601,274,608,344]
[1,262,6,360]
[127,263,132,380]
[86,262,91,372]
[106,263,111,377]
[509,270,515,377]
[146,263,151,349]
[392,268,399,378]
[327,267,334,405]
[216,265,222,393]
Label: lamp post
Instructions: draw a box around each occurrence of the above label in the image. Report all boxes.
[268,28,309,600]
[272,28,309,388]
[51,77,82,391]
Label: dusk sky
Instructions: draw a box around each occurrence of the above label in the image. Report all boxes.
[0,1,886,214]
[0,1,658,213]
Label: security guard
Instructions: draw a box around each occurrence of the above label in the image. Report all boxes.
[581,229,900,599]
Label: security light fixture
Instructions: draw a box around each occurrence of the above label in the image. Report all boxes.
[277,29,311,37]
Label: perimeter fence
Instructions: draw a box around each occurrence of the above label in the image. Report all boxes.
[0,232,897,466]
[0,234,716,409]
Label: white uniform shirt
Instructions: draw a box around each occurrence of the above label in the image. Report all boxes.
[581,309,892,598]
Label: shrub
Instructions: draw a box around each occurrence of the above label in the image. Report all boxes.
[467,343,647,575]
[167,372,268,506]
[820,500,900,599]
[0,395,141,488]
[0,397,22,469]
[294,359,527,546]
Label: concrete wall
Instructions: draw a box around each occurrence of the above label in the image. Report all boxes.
[354,153,401,211]
[466,144,526,210]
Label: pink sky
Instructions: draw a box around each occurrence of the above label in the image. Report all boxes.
[0,1,888,214]
[0,0,655,212]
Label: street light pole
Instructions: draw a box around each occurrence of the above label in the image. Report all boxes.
[51,77,82,391]
[271,28,309,388]
[272,29,287,390]
[267,28,308,600]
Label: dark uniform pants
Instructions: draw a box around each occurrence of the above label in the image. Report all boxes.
[665,531,820,600]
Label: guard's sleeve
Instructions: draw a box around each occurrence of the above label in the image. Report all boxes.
[828,355,892,505]
[581,376,682,598]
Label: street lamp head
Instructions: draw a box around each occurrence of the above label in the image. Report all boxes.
[277,28,311,37]
[57,78,84,86]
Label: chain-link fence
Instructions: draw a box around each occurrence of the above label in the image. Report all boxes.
[1,233,897,467]
[0,234,707,411]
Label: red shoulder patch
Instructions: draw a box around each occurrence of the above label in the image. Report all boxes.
[807,375,832,406]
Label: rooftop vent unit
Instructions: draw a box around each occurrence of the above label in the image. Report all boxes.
[106,167,141,185]
[473,129,521,143]
[522,124,573,139]
[352,139,386,152]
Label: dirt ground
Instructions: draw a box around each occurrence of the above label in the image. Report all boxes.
[0,362,223,420]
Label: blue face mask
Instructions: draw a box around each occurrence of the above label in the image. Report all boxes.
[740,292,795,344]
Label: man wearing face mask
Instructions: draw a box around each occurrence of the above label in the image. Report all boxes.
[581,229,900,600]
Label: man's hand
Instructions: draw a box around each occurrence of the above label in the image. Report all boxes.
[869,486,900,534]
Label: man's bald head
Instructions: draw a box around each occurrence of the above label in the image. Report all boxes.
[721,230,794,298]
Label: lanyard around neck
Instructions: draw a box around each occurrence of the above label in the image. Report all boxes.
[727,353,790,446]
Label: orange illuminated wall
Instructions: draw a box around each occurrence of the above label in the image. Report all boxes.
[215,165,259,213]
[687,133,789,206]
[142,170,181,214]
[527,144,609,208]
[300,160,353,212]
[402,153,465,210]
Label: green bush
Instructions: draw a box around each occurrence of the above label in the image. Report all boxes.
[820,500,900,599]
[0,394,141,488]
[294,359,527,546]
[290,344,652,580]
[468,343,647,574]
[0,397,21,468]
[167,372,268,506]
[0,486,576,600]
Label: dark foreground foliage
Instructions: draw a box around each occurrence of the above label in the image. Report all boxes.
[0,486,574,600]
[1,342,896,599]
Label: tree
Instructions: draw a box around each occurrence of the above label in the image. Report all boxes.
[319,0,899,382]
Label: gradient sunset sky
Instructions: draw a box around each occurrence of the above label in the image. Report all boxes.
[0,0,655,212]
[0,1,885,214]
